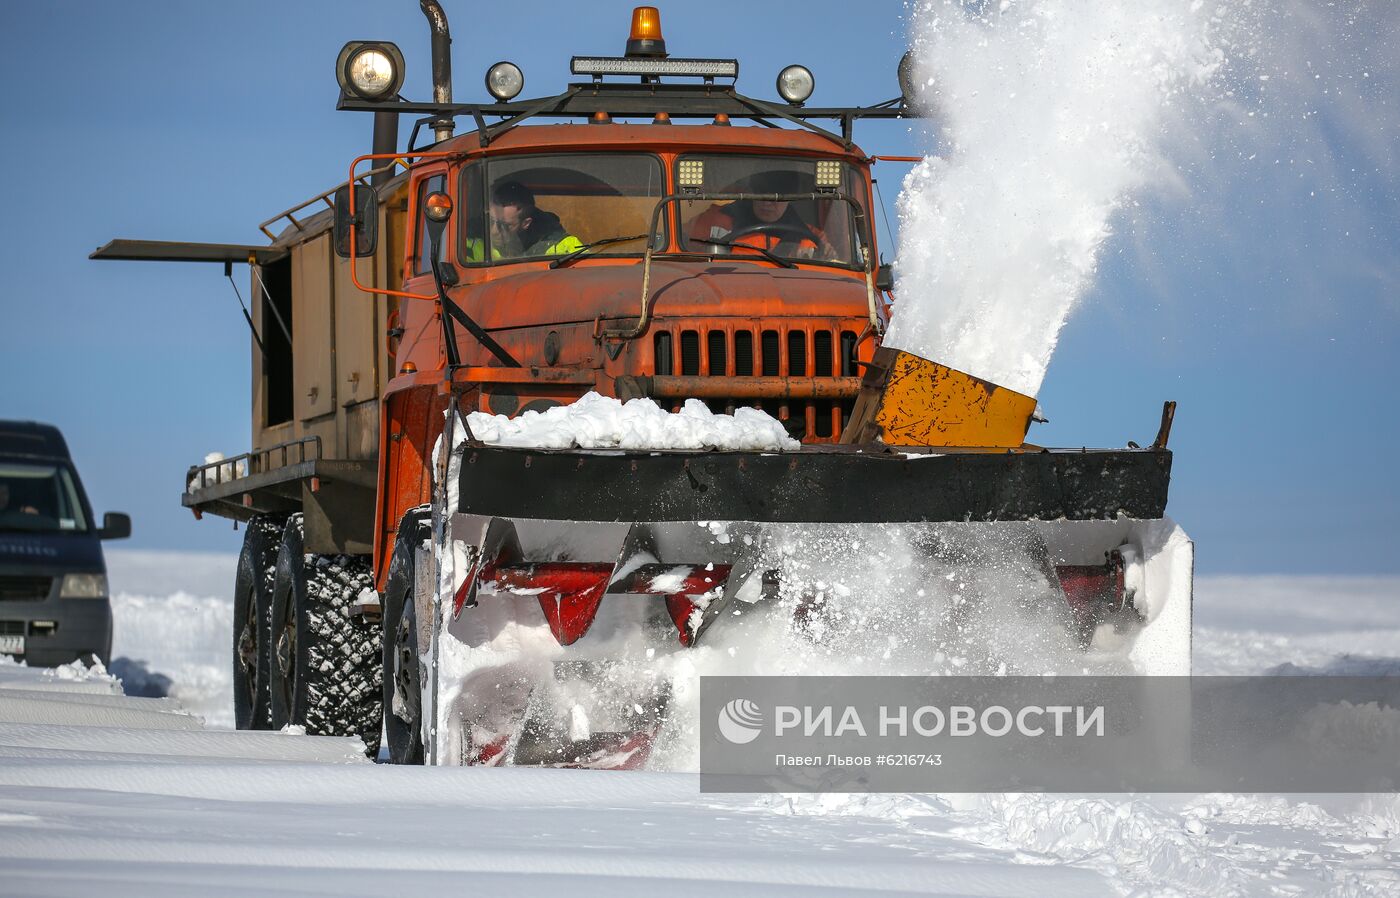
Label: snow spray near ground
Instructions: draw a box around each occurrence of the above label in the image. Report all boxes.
[888,0,1227,395]
[464,391,800,451]
[437,519,1188,771]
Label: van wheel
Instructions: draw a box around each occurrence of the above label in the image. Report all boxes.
[268,514,383,755]
[382,509,431,764]
[233,514,284,730]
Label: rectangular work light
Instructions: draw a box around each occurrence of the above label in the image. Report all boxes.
[815,160,843,189]
[677,159,705,188]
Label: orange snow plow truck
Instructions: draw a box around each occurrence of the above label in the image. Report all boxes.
[93,4,1191,765]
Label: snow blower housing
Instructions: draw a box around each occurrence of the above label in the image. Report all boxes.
[92,4,1191,765]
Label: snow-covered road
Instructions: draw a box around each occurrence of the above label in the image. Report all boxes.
[0,550,1397,896]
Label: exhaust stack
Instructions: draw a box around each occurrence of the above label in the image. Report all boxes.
[419,0,454,142]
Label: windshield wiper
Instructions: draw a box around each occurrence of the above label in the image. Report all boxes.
[698,238,797,269]
[549,234,650,269]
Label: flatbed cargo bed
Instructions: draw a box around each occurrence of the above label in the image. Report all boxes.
[181,437,377,554]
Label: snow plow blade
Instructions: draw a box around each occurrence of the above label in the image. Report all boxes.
[452,444,1172,524]
[422,439,1192,768]
[421,351,1190,768]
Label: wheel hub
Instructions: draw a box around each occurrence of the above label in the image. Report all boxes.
[276,626,294,678]
[237,622,257,672]
[393,615,419,722]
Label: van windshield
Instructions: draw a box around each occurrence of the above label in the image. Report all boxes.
[0,462,88,533]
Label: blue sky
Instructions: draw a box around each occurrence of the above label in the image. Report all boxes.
[0,1,1396,573]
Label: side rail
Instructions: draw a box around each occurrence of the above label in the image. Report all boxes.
[185,436,323,495]
[182,435,379,554]
[258,163,399,241]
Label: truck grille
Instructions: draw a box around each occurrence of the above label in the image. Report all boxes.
[0,620,26,635]
[0,576,52,601]
[651,324,863,442]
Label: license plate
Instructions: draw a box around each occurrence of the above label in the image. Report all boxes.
[0,635,24,656]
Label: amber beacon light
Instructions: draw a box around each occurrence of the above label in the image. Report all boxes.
[626,7,667,57]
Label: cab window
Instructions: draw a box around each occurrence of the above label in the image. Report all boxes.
[462,154,666,264]
[676,155,865,267]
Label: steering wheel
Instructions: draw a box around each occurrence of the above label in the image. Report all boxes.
[718,221,816,248]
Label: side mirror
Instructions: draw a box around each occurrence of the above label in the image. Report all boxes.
[98,512,131,541]
[334,184,379,258]
[875,263,894,292]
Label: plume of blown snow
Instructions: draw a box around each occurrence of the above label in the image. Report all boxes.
[888,0,1226,395]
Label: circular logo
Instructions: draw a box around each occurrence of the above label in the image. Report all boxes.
[718,698,764,744]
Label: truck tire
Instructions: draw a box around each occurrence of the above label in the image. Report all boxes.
[232,514,284,730]
[382,508,431,765]
[269,514,383,755]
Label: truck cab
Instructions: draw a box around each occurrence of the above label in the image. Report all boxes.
[394,125,878,419]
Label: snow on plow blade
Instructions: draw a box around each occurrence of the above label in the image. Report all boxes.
[424,443,1193,768]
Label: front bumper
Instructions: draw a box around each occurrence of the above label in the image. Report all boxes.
[0,597,113,667]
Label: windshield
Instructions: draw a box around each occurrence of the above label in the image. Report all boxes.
[460,154,666,264]
[0,462,88,533]
[678,155,865,267]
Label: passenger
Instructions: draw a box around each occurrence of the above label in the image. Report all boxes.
[487,181,584,258]
[688,172,833,260]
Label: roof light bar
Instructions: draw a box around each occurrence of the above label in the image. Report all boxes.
[570,56,739,79]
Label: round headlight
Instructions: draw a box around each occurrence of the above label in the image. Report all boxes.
[349,47,398,99]
[337,42,405,102]
[485,61,525,102]
[424,191,453,223]
[776,65,815,105]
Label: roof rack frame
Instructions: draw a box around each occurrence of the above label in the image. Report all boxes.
[340,83,915,151]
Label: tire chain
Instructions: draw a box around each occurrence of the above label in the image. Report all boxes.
[301,551,383,753]
[253,515,283,672]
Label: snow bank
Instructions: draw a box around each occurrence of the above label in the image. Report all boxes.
[1193,575,1400,676]
[0,656,122,696]
[464,392,800,451]
[106,549,237,727]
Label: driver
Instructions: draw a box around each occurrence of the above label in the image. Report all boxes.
[487,181,583,258]
[687,171,832,259]
[0,483,39,523]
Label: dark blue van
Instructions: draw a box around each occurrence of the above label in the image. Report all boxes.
[0,421,129,666]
